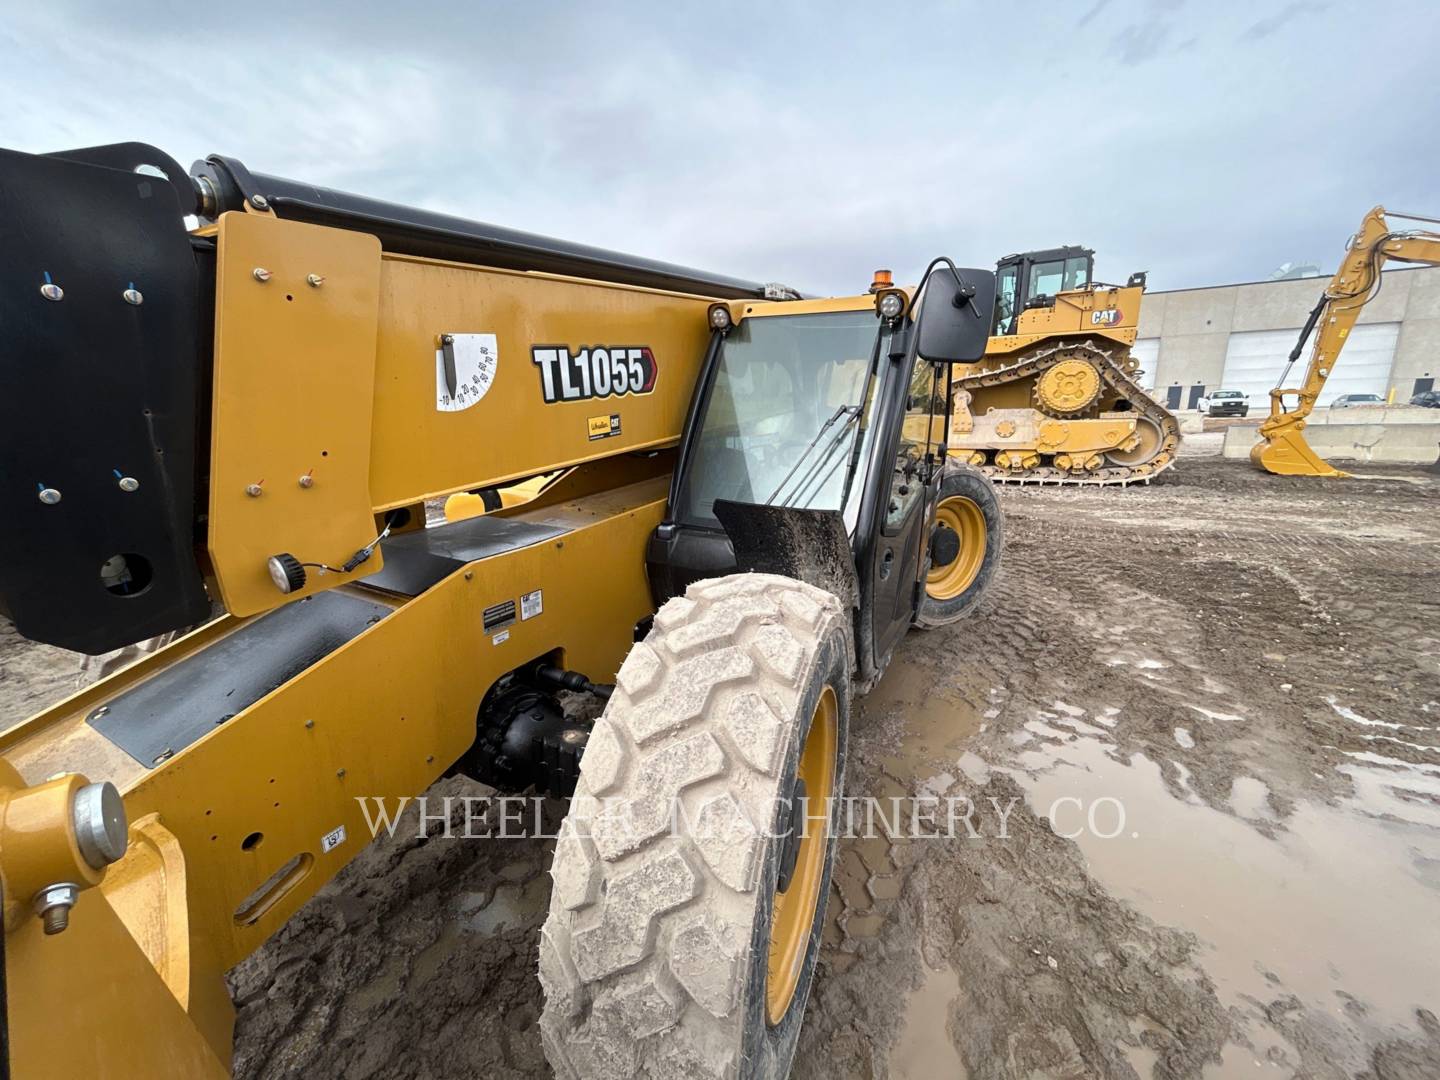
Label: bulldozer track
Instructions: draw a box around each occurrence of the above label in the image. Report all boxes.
[954,340,1181,487]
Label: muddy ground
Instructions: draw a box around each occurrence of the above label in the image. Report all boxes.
[4,445,1439,1079]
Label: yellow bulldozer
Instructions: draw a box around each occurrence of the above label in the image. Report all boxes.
[0,142,1006,1077]
[1251,206,1440,477]
[948,245,1180,484]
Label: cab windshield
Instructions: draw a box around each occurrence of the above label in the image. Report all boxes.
[674,309,881,532]
[1027,255,1090,300]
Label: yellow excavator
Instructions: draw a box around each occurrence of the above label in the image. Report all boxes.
[1252,206,1440,477]
[948,245,1180,484]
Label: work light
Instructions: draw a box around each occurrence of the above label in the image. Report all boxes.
[877,290,906,320]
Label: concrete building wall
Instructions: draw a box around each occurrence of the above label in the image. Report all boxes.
[1394,268,1440,392]
[1134,265,1440,404]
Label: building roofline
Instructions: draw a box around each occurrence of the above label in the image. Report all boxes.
[1144,262,1434,297]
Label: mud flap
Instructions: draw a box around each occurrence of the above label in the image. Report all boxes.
[712,500,859,614]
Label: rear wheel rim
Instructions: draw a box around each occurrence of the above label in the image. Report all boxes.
[927,496,987,602]
[765,685,837,1026]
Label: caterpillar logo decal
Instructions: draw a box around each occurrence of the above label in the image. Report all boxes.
[1090,308,1123,327]
[531,345,658,404]
[588,413,622,440]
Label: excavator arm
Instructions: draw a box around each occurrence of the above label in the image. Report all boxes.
[1252,206,1440,477]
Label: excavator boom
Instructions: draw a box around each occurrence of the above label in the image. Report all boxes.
[1252,206,1440,477]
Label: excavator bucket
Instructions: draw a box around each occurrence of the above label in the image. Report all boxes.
[1250,428,1350,478]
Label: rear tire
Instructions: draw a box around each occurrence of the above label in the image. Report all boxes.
[539,573,851,1079]
[916,462,1003,628]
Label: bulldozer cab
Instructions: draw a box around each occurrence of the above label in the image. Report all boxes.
[993,245,1094,336]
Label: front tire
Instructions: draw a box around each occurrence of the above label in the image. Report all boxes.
[917,462,1003,628]
[540,573,851,1079]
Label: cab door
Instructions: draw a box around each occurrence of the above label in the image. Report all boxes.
[866,357,946,668]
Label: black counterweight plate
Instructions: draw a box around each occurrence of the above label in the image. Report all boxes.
[88,592,389,768]
[0,145,210,653]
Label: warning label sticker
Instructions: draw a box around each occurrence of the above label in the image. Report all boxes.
[483,599,516,634]
[521,589,543,620]
[321,825,347,853]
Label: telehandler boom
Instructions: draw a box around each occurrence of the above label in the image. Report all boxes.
[0,142,1002,1079]
[1252,206,1440,477]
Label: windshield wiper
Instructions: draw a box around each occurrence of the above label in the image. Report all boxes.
[766,403,862,506]
[776,409,864,508]
[797,407,874,511]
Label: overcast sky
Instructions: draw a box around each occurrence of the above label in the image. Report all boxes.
[3,2,1436,295]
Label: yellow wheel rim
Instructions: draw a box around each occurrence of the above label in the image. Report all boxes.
[766,685,837,1026]
[927,496,987,602]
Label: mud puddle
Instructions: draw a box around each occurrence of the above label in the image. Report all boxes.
[825,652,988,964]
[1009,721,1440,1072]
[892,962,968,1079]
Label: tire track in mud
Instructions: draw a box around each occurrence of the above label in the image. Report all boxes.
[794,568,1234,1080]
[801,459,1440,1078]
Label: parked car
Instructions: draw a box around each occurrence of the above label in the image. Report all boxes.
[1331,393,1385,409]
[1202,388,1249,417]
[1409,390,1440,408]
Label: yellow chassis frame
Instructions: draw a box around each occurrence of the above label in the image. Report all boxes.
[2,463,668,1074]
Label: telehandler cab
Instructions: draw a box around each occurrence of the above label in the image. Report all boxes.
[0,142,1001,1078]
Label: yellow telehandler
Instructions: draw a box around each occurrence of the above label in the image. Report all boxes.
[949,245,1180,484]
[0,142,1004,1078]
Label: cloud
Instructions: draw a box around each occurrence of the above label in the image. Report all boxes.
[1078,0,1112,29]
[0,1,1436,295]
[1110,18,1174,64]
[1107,0,1191,64]
[1243,1,1317,40]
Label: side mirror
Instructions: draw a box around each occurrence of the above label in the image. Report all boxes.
[915,266,996,364]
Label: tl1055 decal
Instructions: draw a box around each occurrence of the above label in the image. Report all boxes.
[532,345,657,404]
